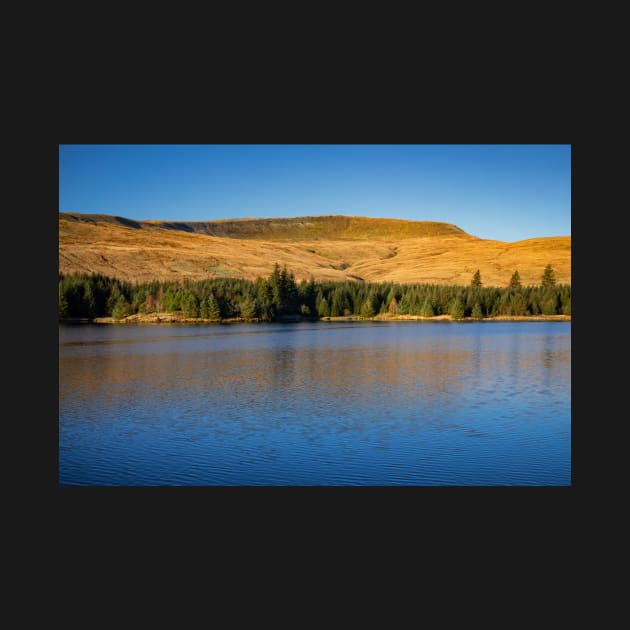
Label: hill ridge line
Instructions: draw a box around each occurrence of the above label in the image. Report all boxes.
[59,212,471,241]
[59,211,571,285]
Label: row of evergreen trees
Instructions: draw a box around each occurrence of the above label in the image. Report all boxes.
[59,264,570,321]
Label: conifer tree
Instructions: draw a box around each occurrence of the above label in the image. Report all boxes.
[449,296,465,319]
[200,294,221,320]
[298,278,317,315]
[112,295,131,320]
[420,298,435,317]
[330,288,345,316]
[509,271,522,291]
[498,290,511,315]
[471,302,483,319]
[397,293,412,315]
[509,293,527,316]
[270,263,282,312]
[199,296,210,319]
[207,294,221,320]
[286,271,299,313]
[82,282,97,318]
[562,296,571,315]
[182,292,200,318]
[385,287,397,309]
[257,297,274,322]
[238,296,257,320]
[278,266,289,311]
[361,296,375,318]
[256,278,275,321]
[561,288,571,315]
[541,264,556,290]
[471,269,482,289]
[541,292,560,315]
[317,297,330,318]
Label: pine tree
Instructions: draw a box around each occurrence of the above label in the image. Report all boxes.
[397,293,411,315]
[182,292,200,318]
[561,287,571,315]
[330,290,343,317]
[270,263,282,312]
[257,298,275,322]
[497,290,510,315]
[256,277,275,321]
[286,271,299,313]
[541,292,560,315]
[82,282,97,318]
[471,302,483,319]
[317,297,330,318]
[330,287,350,316]
[112,295,131,320]
[471,269,482,289]
[449,296,465,319]
[361,296,375,318]
[541,264,556,290]
[238,296,257,319]
[199,296,210,319]
[420,298,435,317]
[509,271,522,291]
[298,278,317,315]
[384,287,397,309]
[200,294,221,320]
[562,296,571,315]
[509,293,527,316]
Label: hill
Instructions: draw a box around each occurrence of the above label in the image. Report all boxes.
[59,212,571,286]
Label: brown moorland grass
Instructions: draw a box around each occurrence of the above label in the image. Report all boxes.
[59,213,571,286]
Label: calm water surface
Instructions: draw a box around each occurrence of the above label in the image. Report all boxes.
[59,321,571,485]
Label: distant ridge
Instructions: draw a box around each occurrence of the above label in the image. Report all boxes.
[59,212,571,286]
[61,213,143,229]
[61,212,469,241]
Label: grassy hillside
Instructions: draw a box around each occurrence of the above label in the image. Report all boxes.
[59,212,571,286]
[62,213,467,240]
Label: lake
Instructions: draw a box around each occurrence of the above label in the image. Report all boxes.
[59,321,571,486]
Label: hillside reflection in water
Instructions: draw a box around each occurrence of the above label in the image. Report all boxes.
[59,321,571,485]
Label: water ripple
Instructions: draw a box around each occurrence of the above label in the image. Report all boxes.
[59,321,571,486]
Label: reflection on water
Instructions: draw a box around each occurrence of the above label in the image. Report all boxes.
[59,321,571,486]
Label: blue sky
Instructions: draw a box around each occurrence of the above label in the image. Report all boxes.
[59,144,571,242]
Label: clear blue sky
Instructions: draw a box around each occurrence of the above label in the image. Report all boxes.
[59,144,571,242]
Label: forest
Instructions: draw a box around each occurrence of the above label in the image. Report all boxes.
[59,264,570,321]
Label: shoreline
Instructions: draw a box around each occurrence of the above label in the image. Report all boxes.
[64,312,571,325]
[371,314,570,322]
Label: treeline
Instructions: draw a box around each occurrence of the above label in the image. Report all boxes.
[59,264,570,321]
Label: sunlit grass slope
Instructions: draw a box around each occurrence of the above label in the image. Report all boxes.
[59,213,571,286]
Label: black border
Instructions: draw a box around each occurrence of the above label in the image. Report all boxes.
[47,138,581,543]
